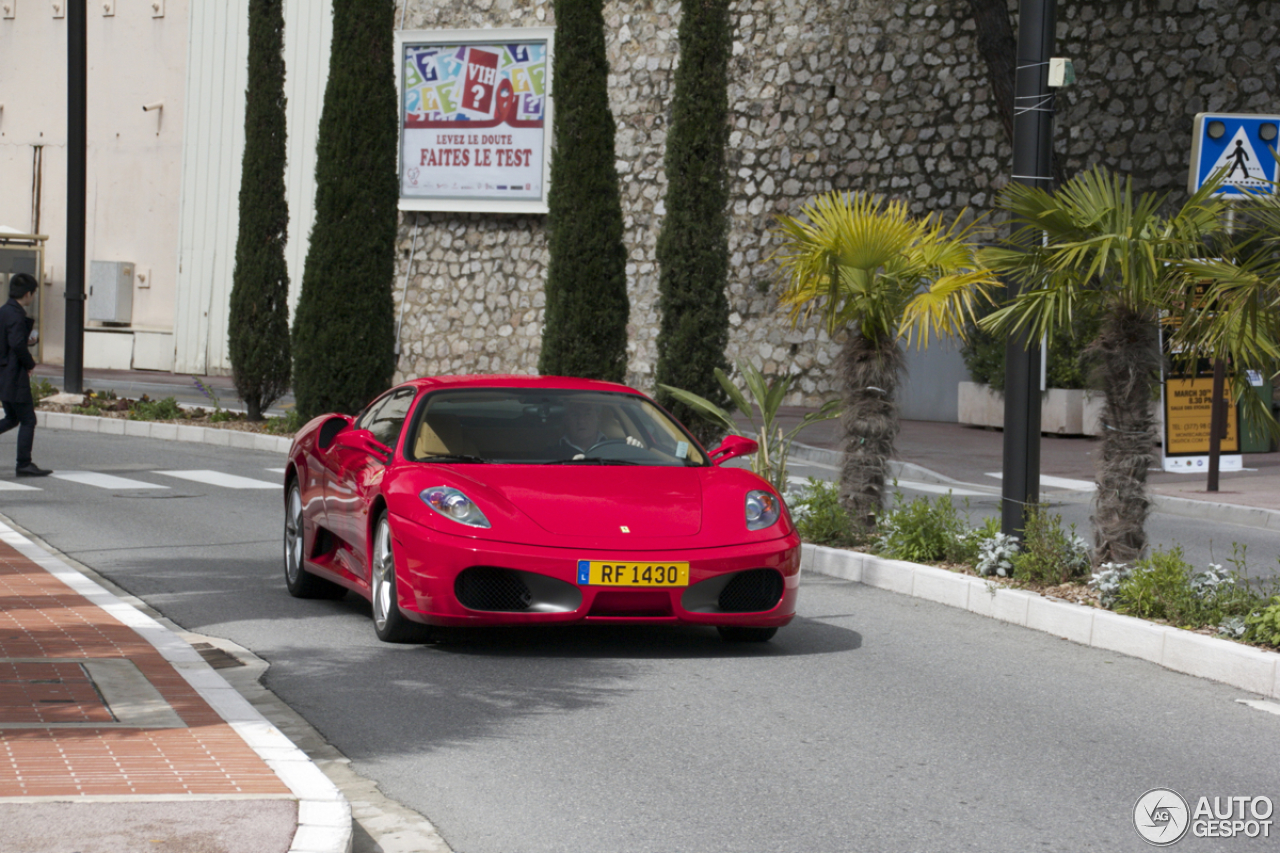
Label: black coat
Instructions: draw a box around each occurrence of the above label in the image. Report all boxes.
[0,298,35,403]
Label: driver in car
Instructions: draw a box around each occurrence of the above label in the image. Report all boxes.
[553,399,643,460]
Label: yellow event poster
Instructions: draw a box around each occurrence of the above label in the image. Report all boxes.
[1164,377,1239,455]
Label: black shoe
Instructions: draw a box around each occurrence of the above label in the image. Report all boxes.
[15,464,52,477]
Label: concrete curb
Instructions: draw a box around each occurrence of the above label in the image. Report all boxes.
[0,521,352,853]
[37,410,293,454]
[803,543,1280,701]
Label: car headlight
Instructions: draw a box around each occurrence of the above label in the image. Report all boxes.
[420,486,491,528]
[745,490,781,531]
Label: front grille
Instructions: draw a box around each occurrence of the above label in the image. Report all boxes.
[455,567,533,612]
[717,569,784,613]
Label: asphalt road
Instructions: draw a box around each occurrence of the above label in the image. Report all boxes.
[3,432,1279,852]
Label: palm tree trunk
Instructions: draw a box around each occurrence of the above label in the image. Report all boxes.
[1089,306,1160,564]
[838,329,904,534]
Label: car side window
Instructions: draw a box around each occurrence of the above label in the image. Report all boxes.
[363,388,416,450]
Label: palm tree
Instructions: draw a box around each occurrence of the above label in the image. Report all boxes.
[773,191,998,534]
[979,168,1228,564]
[1167,189,1280,434]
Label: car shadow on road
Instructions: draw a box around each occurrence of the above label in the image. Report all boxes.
[422,615,861,660]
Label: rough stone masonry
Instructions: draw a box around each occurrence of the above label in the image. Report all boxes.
[391,0,1280,405]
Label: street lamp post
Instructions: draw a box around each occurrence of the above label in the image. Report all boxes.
[64,0,87,394]
[1000,0,1058,536]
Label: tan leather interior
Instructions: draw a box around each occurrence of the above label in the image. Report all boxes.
[413,412,479,458]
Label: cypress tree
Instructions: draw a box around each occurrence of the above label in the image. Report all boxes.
[538,0,629,382]
[653,0,733,443]
[228,0,291,421]
[292,0,399,419]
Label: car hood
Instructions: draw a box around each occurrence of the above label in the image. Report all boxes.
[464,466,704,537]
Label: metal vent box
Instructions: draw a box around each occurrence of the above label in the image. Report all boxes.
[88,260,134,324]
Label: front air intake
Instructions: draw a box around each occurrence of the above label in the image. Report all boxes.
[717,569,784,613]
[455,567,533,612]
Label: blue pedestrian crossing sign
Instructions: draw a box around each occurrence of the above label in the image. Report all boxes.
[1189,113,1280,197]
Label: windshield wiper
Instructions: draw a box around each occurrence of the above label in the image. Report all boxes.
[545,457,640,465]
[421,454,489,464]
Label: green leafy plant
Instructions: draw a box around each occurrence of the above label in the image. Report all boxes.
[1114,546,1274,630]
[71,405,103,417]
[976,531,1020,577]
[262,409,303,435]
[129,396,183,421]
[30,377,58,404]
[1010,506,1091,585]
[874,491,968,564]
[1245,598,1280,647]
[788,478,863,549]
[660,361,839,493]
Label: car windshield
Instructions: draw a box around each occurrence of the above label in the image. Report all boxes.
[407,389,709,467]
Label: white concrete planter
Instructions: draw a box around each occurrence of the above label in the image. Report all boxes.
[958,381,1161,438]
[803,543,1280,701]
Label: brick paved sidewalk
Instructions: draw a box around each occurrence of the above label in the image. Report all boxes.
[0,528,312,852]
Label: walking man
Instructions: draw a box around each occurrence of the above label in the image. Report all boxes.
[0,273,52,476]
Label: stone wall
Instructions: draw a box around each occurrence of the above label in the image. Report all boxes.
[391,0,1279,405]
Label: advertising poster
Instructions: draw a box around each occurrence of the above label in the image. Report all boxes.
[1164,376,1239,456]
[397,29,553,212]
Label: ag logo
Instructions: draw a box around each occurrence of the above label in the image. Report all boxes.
[1134,788,1191,846]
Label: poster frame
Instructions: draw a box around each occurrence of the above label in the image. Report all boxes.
[395,27,555,214]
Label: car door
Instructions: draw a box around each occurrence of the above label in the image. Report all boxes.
[323,387,417,578]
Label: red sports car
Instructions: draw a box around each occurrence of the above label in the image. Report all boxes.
[282,375,800,643]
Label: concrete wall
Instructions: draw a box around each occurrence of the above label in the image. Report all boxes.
[0,1,187,368]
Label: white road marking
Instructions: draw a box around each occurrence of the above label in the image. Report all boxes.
[0,480,41,491]
[52,471,167,490]
[895,480,993,498]
[156,470,280,490]
[1236,699,1280,718]
[264,468,287,474]
[984,471,1096,492]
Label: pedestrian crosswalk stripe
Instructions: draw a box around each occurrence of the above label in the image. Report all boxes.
[984,472,1095,492]
[0,480,41,491]
[156,470,279,490]
[52,471,167,490]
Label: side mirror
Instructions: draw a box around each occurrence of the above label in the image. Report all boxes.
[317,415,354,450]
[333,428,393,461]
[708,434,759,465]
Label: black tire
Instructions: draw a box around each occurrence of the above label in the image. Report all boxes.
[370,512,432,643]
[717,626,778,643]
[283,481,347,600]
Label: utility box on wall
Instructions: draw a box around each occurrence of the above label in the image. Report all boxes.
[88,261,134,324]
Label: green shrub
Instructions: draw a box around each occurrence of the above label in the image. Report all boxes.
[789,478,862,548]
[954,515,1001,567]
[31,377,58,403]
[129,396,183,421]
[1114,546,1274,630]
[262,409,304,435]
[875,491,968,564]
[962,294,1102,391]
[1010,506,1091,585]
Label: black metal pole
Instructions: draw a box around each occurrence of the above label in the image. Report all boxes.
[64,0,87,394]
[1000,0,1057,537]
[1206,357,1225,491]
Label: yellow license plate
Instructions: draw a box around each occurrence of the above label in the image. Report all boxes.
[577,560,690,587]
